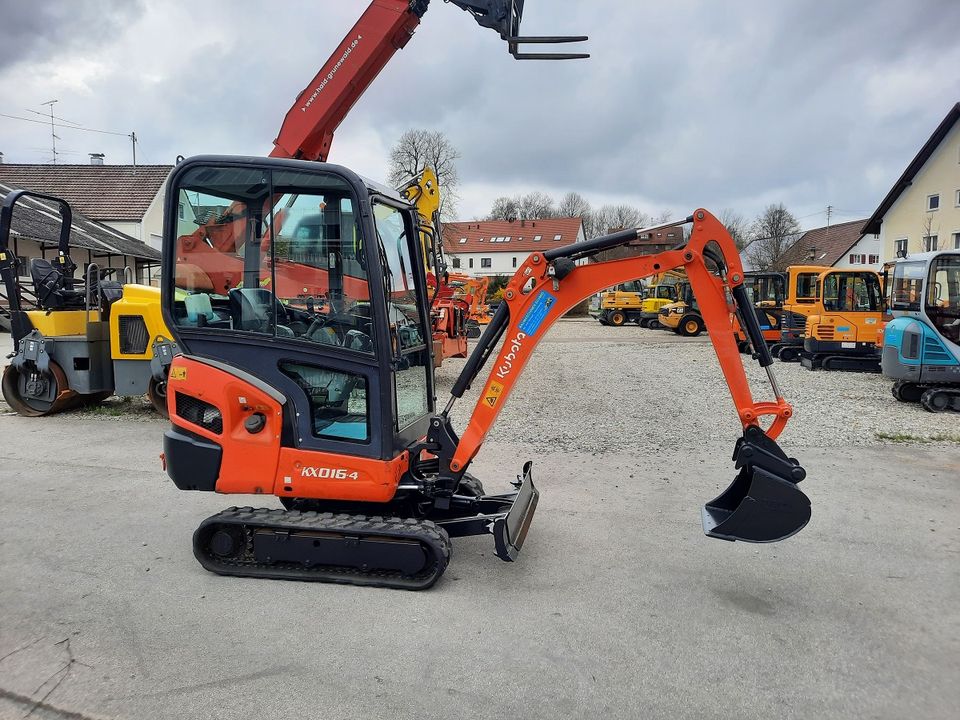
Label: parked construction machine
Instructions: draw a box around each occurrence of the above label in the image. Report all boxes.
[882,250,960,411]
[0,191,175,415]
[158,157,812,590]
[770,265,829,362]
[596,270,683,327]
[658,281,705,336]
[800,268,885,371]
[735,271,786,353]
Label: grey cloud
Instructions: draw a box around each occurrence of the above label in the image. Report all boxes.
[0,0,146,71]
[1,0,958,223]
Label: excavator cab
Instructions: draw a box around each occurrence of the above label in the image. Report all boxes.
[163,156,436,468]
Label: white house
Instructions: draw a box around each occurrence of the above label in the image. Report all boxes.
[441,217,586,277]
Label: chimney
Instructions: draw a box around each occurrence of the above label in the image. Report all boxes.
[0,152,4,164]
[89,153,105,165]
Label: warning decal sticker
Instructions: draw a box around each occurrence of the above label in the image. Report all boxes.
[483,380,505,409]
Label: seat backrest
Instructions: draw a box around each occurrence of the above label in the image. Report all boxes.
[184,293,216,325]
[228,287,275,332]
[30,258,83,310]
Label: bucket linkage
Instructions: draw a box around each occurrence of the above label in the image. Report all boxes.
[702,425,810,543]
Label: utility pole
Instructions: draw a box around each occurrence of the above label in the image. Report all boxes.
[826,205,833,227]
[41,99,59,163]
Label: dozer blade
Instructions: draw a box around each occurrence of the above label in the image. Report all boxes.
[702,426,811,543]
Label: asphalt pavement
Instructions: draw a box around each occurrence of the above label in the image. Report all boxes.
[1,409,958,719]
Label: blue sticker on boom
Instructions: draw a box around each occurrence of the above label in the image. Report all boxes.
[518,289,556,336]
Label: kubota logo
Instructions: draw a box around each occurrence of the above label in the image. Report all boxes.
[495,331,527,379]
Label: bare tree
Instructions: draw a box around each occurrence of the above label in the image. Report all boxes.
[921,213,940,252]
[557,191,592,219]
[388,129,461,219]
[488,196,519,221]
[517,191,555,220]
[585,204,649,238]
[719,208,751,250]
[745,203,801,271]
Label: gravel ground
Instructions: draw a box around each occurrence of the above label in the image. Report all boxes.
[436,319,959,454]
[3,324,957,448]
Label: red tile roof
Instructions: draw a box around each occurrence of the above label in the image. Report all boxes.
[0,164,172,221]
[442,217,583,253]
[778,218,868,267]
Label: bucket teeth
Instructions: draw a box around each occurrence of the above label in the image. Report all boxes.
[702,427,811,543]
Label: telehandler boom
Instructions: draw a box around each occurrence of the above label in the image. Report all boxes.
[160,156,811,590]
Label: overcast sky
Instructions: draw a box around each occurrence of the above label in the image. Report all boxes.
[1,0,958,228]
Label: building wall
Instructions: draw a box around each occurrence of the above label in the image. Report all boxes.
[880,120,960,259]
[447,251,532,277]
[832,234,883,270]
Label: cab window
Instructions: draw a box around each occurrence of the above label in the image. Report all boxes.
[170,166,374,354]
[891,261,925,312]
[926,256,960,345]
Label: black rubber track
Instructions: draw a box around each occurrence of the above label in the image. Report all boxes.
[193,507,452,590]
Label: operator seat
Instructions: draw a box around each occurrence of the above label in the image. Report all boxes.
[29,258,85,310]
[228,287,294,337]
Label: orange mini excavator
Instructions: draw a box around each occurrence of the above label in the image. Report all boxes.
[159,156,811,590]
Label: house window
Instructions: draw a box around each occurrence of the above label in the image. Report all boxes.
[927,194,940,211]
[953,232,960,250]
[553,234,562,241]
[480,258,492,269]
[923,235,938,252]
[849,254,863,264]
[895,238,908,257]
[512,256,517,268]
[469,258,474,269]
[868,254,879,264]
[178,203,184,219]
[955,189,960,207]
[533,235,542,242]
[451,258,461,269]
[458,237,467,244]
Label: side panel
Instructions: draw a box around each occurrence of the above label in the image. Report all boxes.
[166,356,283,495]
[25,309,99,337]
[109,284,172,361]
[273,448,407,502]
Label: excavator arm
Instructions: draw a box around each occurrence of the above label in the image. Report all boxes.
[418,210,811,546]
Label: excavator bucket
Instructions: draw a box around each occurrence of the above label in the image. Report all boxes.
[701,426,811,543]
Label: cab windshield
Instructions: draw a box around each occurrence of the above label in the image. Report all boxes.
[821,272,882,312]
[891,261,926,312]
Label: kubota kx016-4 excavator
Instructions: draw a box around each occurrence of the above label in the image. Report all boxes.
[174,0,586,363]
[159,156,811,590]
